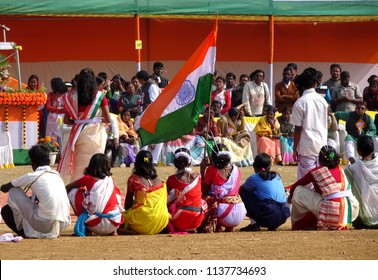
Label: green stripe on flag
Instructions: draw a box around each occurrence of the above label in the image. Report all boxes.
[138,73,213,146]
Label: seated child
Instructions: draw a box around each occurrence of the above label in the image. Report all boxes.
[239,153,290,231]
[66,153,124,236]
[345,135,378,229]
[287,145,359,230]
[117,150,170,235]
[166,148,205,233]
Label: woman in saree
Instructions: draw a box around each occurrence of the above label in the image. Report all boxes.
[254,105,283,165]
[199,144,246,232]
[117,150,170,235]
[66,153,124,236]
[287,145,359,230]
[166,148,206,233]
[57,68,111,182]
[216,107,253,167]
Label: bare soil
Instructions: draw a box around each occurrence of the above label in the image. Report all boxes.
[0,165,377,260]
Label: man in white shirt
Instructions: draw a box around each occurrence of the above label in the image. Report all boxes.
[0,144,71,238]
[290,67,328,180]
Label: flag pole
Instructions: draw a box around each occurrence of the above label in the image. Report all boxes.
[135,13,141,72]
[268,15,274,104]
[203,15,218,165]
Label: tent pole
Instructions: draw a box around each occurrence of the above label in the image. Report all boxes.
[15,48,22,91]
[135,13,141,72]
[268,15,274,105]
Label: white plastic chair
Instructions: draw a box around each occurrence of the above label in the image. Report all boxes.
[0,130,14,168]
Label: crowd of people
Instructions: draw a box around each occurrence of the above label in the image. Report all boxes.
[1,61,378,238]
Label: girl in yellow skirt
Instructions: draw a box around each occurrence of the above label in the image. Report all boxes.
[117,150,170,235]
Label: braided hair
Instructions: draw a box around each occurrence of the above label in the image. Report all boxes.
[319,145,341,169]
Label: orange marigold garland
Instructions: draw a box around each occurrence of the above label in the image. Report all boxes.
[0,92,47,106]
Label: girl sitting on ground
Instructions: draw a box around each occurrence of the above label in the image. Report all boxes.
[287,145,359,230]
[166,148,206,233]
[199,144,246,232]
[66,153,124,236]
[117,150,170,235]
[239,153,290,231]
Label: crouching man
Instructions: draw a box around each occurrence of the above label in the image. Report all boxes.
[0,144,71,238]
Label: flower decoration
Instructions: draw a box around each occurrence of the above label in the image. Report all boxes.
[38,136,59,153]
[0,92,47,106]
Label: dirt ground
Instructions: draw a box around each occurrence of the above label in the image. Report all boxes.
[0,164,377,260]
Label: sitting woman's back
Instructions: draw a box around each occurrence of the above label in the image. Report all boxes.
[118,150,170,235]
[240,153,290,231]
[166,148,205,233]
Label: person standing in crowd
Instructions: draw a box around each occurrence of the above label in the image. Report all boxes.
[315,70,331,103]
[136,70,160,112]
[107,74,126,114]
[117,150,170,235]
[211,76,232,115]
[345,135,378,229]
[45,77,66,150]
[287,145,359,230]
[334,100,376,164]
[231,74,249,108]
[166,148,205,233]
[332,71,362,113]
[58,68,111,182]
[200,144,246,233]
[225,72,237,91]
[242,69,271,117]
[66,153,124,236]
[239,153,290,231]
[323,63,342,111]
[152,61,169,89]
[26,74,40,92]
[274,66,300,113]
[26,74,46,137]
[287,63,298,81]
[290,67,328,181]
[0,144,71,238]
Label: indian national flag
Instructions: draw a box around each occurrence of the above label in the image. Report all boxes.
[134,20,218,146]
